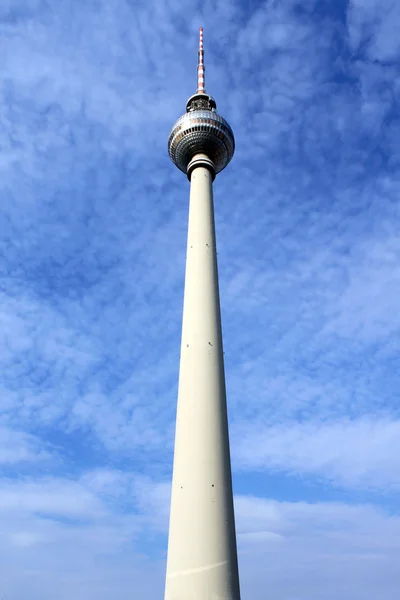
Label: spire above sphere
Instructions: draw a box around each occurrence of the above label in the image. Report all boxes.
[197,27,205,93]
[165,28,241,600]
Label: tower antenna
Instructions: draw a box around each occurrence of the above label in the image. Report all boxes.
[197,27,205,94]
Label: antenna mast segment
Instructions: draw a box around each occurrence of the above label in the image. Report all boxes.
[197,27,205,93]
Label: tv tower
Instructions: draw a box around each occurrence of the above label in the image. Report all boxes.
[165,28,241,600]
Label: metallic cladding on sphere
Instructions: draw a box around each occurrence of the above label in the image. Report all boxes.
[168,96,235,175]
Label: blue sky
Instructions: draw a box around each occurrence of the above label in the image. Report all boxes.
[1,0,400,598]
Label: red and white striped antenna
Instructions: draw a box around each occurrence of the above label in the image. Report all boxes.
[197,27,205,94]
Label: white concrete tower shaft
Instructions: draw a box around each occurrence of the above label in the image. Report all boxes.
[166,29,240,600]
[165,157,241,600]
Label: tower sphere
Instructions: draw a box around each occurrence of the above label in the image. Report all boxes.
[168,95,235,176]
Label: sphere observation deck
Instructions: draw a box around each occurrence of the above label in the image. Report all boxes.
[168,93,235,176]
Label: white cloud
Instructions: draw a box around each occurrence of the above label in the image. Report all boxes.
[0,425,52,464]
[0,476,105,517]
[233,418,400,490]
[347,0,400,61]
[236,496,400,600]
[323,233,400,342]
